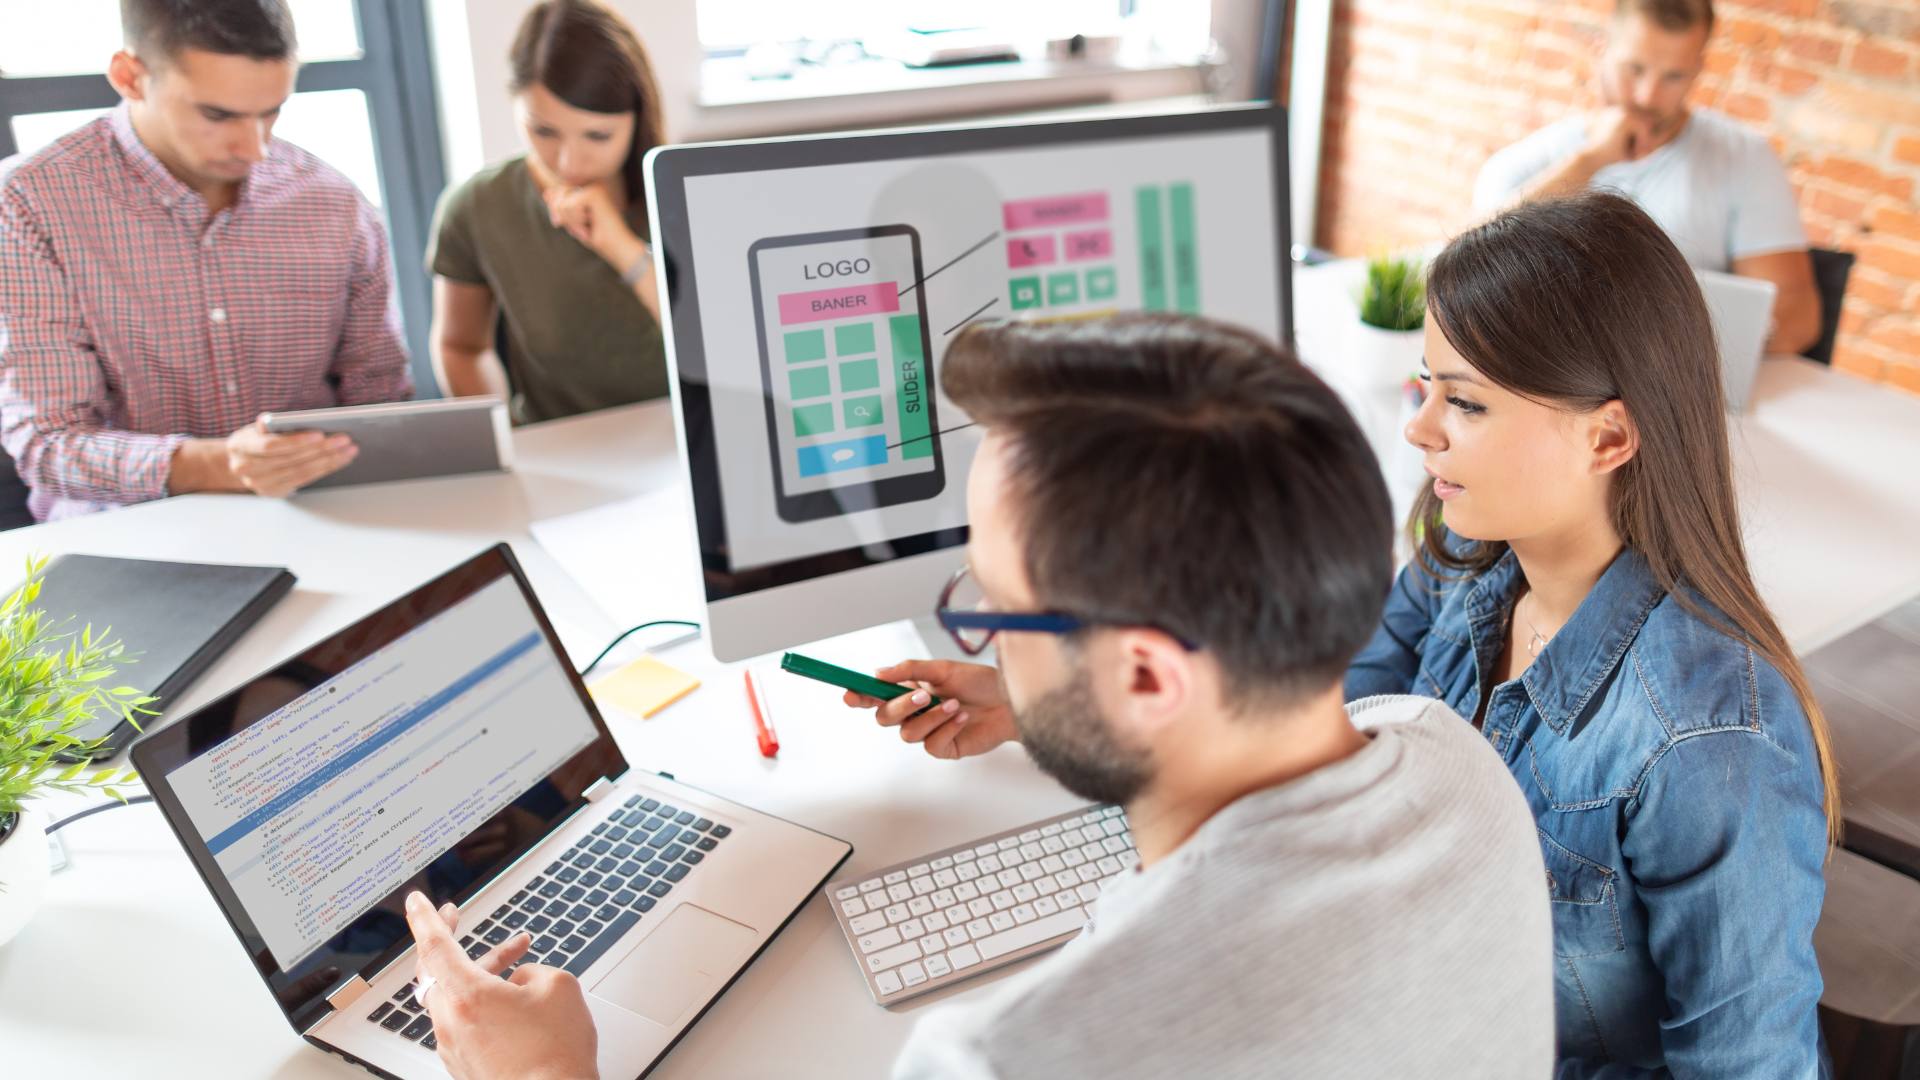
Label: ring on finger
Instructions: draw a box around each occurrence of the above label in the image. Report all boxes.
[413,974,436,1009]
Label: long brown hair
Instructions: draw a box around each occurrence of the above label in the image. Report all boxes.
[1414,191,1840,844]
[509,0,666,235]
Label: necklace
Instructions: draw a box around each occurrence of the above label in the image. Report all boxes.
[1520,592,1552,657]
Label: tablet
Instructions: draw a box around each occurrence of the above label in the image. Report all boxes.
[259,397,511,489]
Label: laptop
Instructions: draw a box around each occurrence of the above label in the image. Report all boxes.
[1695,268,1777,412]
[131,544,851,1079]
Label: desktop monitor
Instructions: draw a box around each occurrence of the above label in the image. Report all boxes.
[646,104,1293,661]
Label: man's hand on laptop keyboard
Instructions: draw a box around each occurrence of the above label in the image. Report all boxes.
[405,891,600,1080]
[842,660,1017,760]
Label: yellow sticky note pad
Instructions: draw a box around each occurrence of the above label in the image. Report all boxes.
[589,656,700,719]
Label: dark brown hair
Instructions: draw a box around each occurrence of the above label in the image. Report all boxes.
[122,0,296,63]
[942,313,1394,709]
[509,0,666,234]
[1416,191,1839,843]
[1616,0,1715,34]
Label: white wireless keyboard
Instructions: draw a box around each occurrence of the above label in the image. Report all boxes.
[827,804,1138,1005]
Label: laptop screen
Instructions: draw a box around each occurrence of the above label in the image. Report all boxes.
[133,545,628,1033]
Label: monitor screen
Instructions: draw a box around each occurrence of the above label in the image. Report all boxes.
[132,546,627,1032]
[650,105,1291,623]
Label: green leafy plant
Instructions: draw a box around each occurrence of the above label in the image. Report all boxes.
[1357,254,1427,332]
[0,557,153,829]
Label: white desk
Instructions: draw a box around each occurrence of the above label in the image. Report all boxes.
[3,260,1920,1078]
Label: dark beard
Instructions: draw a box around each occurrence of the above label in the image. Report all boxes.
[1015,667,1152,806]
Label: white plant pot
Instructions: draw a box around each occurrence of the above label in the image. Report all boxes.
[1350,321,1426,390]
[0,806,50,948]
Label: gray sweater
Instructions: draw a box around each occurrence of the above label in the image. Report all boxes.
[893,694,1555,1078]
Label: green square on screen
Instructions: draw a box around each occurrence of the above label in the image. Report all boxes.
[834,322,876,355]
[839,357,881,392]
[1086,266,1118,300]
[843,395,885,428]
[789,366,831,400]
[785,329,827,363]
[792,403,834,437]
[1047,272,1080,305]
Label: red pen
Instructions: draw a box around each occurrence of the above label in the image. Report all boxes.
[744,668,779,758]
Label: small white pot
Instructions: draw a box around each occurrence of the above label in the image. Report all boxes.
[0,806,50,948]
[1350,320,1426,389]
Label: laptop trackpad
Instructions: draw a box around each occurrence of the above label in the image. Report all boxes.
[588,905,759,1025]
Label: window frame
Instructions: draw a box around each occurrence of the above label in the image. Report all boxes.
[0,0,447,395]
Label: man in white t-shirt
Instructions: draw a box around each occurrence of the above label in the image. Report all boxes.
[1475,0,1821,355]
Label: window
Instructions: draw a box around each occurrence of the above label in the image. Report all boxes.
[0,0,446,395]
[696,0,1136,54]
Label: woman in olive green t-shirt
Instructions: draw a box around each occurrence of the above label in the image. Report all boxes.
[427,0,670,425]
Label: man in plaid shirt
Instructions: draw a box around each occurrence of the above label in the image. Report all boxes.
[0,0,412,521]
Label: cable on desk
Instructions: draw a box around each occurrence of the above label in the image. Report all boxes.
[45,794,155,835]
[579,620,701,678]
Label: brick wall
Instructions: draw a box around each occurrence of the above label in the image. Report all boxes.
[1313,0,1920,394]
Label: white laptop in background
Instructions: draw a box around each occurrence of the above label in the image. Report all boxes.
[1695,268,1777,412]
[132,543,851,1079]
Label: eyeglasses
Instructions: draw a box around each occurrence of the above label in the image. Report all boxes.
[933,565,1201,657]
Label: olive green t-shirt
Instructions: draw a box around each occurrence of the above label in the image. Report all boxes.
[427,156,669,424]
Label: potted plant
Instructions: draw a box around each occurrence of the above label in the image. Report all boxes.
[0,557,150,947]
[1351,253,1428,387]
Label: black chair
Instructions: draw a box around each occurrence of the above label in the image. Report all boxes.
[0,445,33,531]
[1804,247,1856,367]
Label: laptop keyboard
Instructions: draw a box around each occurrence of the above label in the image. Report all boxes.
[827,804,1136,1006]
[366,793,733,1048]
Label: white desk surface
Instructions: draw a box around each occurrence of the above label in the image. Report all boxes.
[3,259,1920,1078]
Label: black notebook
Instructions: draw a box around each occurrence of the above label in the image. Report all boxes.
[27,555,296,760]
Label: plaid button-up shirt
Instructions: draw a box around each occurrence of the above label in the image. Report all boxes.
[0,104,412,521]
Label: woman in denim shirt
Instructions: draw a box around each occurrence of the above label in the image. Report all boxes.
[1346,192,1837,1077]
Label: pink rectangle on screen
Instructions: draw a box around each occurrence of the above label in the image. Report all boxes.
[1063,229,1113,262]
[1003,192,1110,231]
[1006,235,1058,268]
[778,283,900,325]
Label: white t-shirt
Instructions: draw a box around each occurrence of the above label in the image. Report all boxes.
[890,695,1555,1079]
[1473,107,1807,272]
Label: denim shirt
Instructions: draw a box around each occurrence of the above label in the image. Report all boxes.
[1346,545,1828,1078]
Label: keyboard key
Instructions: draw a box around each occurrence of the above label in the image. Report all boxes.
[949,943,982,969]
[954,882,980,902]
[548,952,571,968]
[965,918,992,939]
[562,886,586,903]
[579,872,603,889]
[930,888,956,909]
[639,797,660,812]
[997,837,1020,851]
[603,875,628,894]
[898,917,924,939]
[907,864,930,878]
[665,864,690,882]
[910,877,937,896]
[988,911,1015,932]
[858,927,902,954]
[975,909,1087,960]
[1012,904,1036,924]
[697,837,718,852]
[1034,896,1059,917]
[421,1033,438,1051]
[648,880,673,898]
[633,895,657,912]
[606,826,629,842]
[848,911,888,934]
[624,795,643,808]
[402,1015,433,1041]
[523,897,547,915]
[552,920,577,938]
[991,892,1017,912]
[596,857,621,873]
[931,856,953,869]
[646,860,671,877]
[458,935,475,949]
[681,828,701,844]
[887,883,913,903]
[368,1002,394,1023]
[557,867,581,883]
[561,935,588,954]
[532,935,558,953]
[641,816,667,833]
[1019,829,1041,843]
[683,851,704,865]
[662,844,687,862]
[380,1008,411,1031]
[571,853,594,869]
[906,896,934,917]
[943,926,971,948]
[953,849,975,863]
[674,811,696,825]
[586,890,610,907]
[580,920,604,938]
[545,860,565,875]
[503,912,529,929]
[923,911,948,932]
[466,943,489,960]
[874,969,903,996]
[564,912,643,977]
[933,869,958,888]
[510,890,528,905]
[475,919,495,935]
[918,934,944,955]
[1012,883,1038,903]
[693,817,713,831]
[841,896,867,917]
[899,961,928,988]
[401,996,423,1012]
[858,878,884,894]
[484,926,511,945]
[614,890,639,907]
[539,881,564,899]
[598,904,621,922]
[613,843,636,859]
[618,860,643,878]
[865,941,922,972]
[710,824,732,838]
[883,903,910,924]
[656,804,680,818]
[621,809,649,828]
[967,897,993,919]
[924,953,952,978]
[569,904,593,921]
[1076,882,1103,904]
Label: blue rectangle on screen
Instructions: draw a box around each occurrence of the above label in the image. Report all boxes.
[797,435,888,477]
[200,631,544,856]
